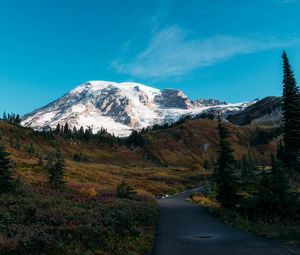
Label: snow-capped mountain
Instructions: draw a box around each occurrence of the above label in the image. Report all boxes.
[22,81,252,137]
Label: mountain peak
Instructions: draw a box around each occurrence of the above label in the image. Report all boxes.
[22,81,250,137]
[79,80,159,91]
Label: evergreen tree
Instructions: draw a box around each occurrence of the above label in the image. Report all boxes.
[63,123,69,134]
[55,124,61,134]
[116,180,136,199]
[255,156,299,219]
[78,126,84,138]
[73,152,88,162]
[47,149,65,188]
[281,51,300,172]
[241,152,256,182]
[14,134,21,150]
[82,127,93,141]
[277,139,285,161]
[15,114,21,125]
[203,159,211,170]
[2,111,7,120]
[0,145,15,193]
[127,130,145,147]
[27,142,36,154]
[213,117,238,208]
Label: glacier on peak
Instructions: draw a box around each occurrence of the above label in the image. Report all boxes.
[21,81,251,137]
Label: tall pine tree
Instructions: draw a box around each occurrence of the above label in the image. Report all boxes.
[213,116,238,208]
[241,152,256,182]
[282,51,300,172]
[63,123,70,135]
[55,124,61,134]
[0,145,15,193]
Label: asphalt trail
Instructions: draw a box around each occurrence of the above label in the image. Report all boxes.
[151,188,299,255]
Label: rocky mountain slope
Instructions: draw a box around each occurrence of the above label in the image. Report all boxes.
[227,96,282,126]
[22,81,252,136]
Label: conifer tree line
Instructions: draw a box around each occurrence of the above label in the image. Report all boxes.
[211,51,300,221]
[1,111,21,125]
[39,123,122,145]
[39,122,146,148]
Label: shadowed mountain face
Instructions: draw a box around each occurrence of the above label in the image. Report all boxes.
[154,89,193,109]
[21,81,251,137]
[227,96,283,126]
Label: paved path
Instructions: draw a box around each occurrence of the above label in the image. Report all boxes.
[151,188,299,255]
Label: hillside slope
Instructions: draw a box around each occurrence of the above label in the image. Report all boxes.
[143,119,278,166]
[0,120,199,195]
[0,118,279,195]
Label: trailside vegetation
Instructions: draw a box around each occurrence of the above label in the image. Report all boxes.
[192,51,300,245]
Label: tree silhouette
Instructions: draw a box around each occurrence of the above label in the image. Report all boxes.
[281,51,300,172]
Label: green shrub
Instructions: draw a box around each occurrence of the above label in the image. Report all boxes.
[0,185,158,255]
[116,181,136,199]
[73,152,88,162]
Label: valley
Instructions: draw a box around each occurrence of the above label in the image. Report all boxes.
[1,76,298,255]
[0,109,289,254]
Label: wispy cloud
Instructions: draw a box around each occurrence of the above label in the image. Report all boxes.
[277,0,299,4]
[112,25,298,80]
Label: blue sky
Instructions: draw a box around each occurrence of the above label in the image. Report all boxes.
[0,0,300,115]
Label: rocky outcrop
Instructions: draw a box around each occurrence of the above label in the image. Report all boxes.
[154,89,193,109]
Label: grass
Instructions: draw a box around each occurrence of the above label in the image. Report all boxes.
[191,193,300,246]
[190,193,220,209]
[16,159,204,197]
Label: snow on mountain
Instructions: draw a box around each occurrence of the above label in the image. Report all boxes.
[21,81,252,137]
[193,98,227,107]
